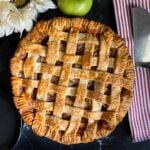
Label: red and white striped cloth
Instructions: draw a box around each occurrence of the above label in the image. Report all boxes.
[113,0,150,143]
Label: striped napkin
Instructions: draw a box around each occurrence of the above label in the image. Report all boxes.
[113,0,150,143]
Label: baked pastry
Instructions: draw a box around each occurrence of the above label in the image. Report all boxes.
[10,17,134,144]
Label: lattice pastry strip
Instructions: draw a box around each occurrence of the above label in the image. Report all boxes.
[47,37,60,64]
[66,29,78,54]
[62,79,88,143]
[82,43,95,69]
[32,73,50,135]
[32,100,116,122]
[97,34,112,71]
[38,63,132,90]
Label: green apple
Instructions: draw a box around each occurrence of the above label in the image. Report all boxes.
[57,0,93,16]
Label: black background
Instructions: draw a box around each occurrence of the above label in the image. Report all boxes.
[0,0,150,149]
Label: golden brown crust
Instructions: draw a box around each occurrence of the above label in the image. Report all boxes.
[10,17,134,144]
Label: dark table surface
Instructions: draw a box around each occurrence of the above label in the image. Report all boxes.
[0,0,150,150]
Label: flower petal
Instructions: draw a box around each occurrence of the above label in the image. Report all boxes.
[39,0,57,9]
[0,26,5,38]
[7,12,23,33]
[20,5,38,21]
[9,2,19,13]
[0,2,10,21]
[31,0,57,13]
[20,16,33,32]
[3,22,14,36]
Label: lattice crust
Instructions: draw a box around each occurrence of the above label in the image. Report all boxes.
[10,17,134,144]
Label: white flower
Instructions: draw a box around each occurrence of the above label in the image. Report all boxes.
[0,0,57,37]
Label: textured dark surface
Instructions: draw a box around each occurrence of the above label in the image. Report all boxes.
[0,0,150,150]
[0,92,21,149]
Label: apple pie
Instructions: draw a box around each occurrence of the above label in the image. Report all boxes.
[10,17,134,144]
